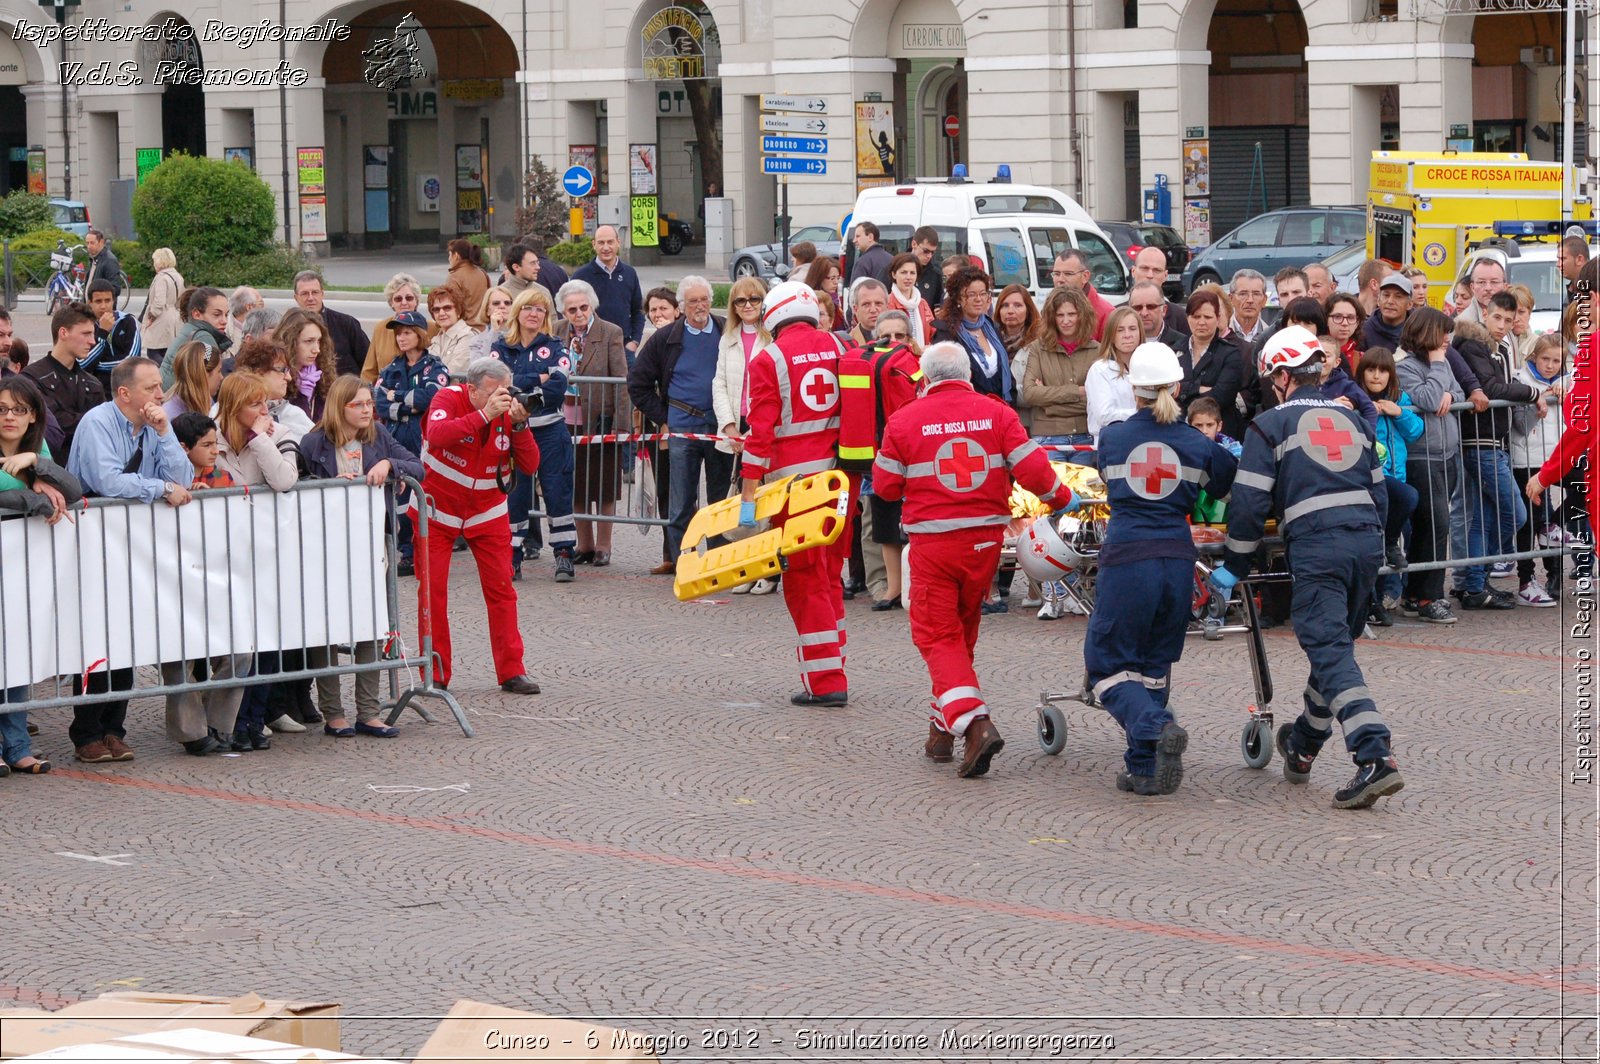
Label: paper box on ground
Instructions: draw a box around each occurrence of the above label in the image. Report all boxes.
[414,1001,662,1063]
[16,1026,402,1062]
[0,993,340,1059]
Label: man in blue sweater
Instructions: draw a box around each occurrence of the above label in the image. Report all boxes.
[572,226,644,363]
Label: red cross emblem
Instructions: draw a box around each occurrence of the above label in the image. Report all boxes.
[1125,442,1181,500]
[1297,409,1361,471]
[798,367,837,413]
[935,437,990,493]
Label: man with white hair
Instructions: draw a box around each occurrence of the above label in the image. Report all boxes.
[873,342,1077,778]
[417,357,542,695]
[1228,269,1271,345]
[627,275,729,573]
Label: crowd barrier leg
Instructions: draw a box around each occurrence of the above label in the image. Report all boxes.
[387,477,473,738]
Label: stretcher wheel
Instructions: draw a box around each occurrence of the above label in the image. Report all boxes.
[1240,717,1273,769]
[1037,704,1068,756]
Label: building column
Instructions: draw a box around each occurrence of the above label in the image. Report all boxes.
[1137,56,1208,243]
[1399,51,1474,152]
[18,82,64,197]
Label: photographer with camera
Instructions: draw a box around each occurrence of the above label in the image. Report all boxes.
[493,286,578,582]
[417,357,542,695]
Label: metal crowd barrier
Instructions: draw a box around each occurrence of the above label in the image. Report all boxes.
[0,478,470,738]
[522,374,732,529]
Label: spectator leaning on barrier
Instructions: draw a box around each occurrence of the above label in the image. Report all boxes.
[378,310,451,576]
[1509,333,1570,606]
[1450,297,1540,610]
[638,286,680,569]
[213,372,302,493]
[173,411,231,491]
[0,374,82,776]
[628,275,728,571]
[301,374,424,737]
[273,308,337,423]
[1392,308,1463,625]
[294,272,370,379]
[23,302,103,466]
[162,287,231,391]
[65,357,192,764]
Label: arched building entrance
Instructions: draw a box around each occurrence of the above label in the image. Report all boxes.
[318,0,520,246]
[140,15,206,159]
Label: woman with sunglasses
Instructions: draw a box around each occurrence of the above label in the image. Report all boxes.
[428,283,478,377]
[161,340,222,420]
[360,274,435,382]
[468,285,518,365]
[300,375,423,738]
[712,277,769,462]
[0,374,82,775]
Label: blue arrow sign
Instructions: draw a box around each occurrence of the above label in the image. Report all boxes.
[762,157,827,176]
[762,135,826,156]
[562,165,595,197]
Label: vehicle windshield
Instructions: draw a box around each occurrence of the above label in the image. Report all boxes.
[1510,258,1563,313]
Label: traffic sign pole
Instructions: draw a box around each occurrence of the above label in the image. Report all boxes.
[781,176,789,270]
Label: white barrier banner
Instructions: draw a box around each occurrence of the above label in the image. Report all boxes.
[0,483,388,688]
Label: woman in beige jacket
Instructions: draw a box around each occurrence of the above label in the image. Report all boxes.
[141,248,185,360]
[1019,287,1101,447]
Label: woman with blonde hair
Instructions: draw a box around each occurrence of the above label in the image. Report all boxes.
[468,284,517,364]
[1084,306,1141,442]
[161,340,222,420]
[712,276,768,464]
[141,246,185,362]
[299,374,423,738]
[213,372,301,492]
[273,307,337,422]
[1084,342,1238,795]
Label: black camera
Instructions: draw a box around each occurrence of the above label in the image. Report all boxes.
[504,385,537,411]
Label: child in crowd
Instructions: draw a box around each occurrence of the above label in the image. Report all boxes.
[1510,333,1576,605]
[173,411,234,490]
[1357,347,1423,625]
[1319,336,1378,429]
[1187,397,1240,639]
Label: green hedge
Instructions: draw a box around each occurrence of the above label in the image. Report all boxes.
[113,241,153,288]
[547,238,593,268]
[131,153,276,260]
[0,192,53,240]
[9,227,80,251]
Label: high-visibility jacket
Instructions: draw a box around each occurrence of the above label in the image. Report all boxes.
[417,384,540,531]
[838,341,924,470]
[741,323,845,483]
[873,378,1070,534]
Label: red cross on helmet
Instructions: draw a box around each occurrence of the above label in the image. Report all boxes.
[762,280,820,332]
[1259,324,1324,375]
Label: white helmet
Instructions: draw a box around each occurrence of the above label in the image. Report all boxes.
[1017,514,1089,583]
[761,281,820,332]
[1259,324,1324,375]
[1126,342,1184,389]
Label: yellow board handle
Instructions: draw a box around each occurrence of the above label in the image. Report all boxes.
[673,470,851,601]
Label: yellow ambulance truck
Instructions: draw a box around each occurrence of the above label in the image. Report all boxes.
[1365,151,1591,308]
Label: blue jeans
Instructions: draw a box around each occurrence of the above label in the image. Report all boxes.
[1459,446,1528,594]
[666,438,734,559]
[1034,433,1095,466]
[0,685,32,764]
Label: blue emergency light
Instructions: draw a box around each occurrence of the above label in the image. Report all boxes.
[950,164,968,181]
[1490,219,1600,238]
[994,165,1012,184]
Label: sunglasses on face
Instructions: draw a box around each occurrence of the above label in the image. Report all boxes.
[732,296,762,307]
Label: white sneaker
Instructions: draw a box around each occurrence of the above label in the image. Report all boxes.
[1537,525,1574,548]
[1491,561,1516,579]
[1037,599,1066,620]
[1517,581,1557,607]
[267,714,305,733]
[750,577,779,596]
[1021,595,1043,608]
[1381,593,1401,611]
[260,725,272,737]
[731,581,753,595]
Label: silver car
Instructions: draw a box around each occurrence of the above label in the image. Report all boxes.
[728,225,842,280]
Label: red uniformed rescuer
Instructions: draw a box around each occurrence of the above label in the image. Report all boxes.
[873,342,1079,777]
[737,281,858,707]
[416,357,542,695]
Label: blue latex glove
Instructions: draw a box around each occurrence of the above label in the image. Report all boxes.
[1050,489,1083,519]
[1208,567,1240,599]
[738,500,758,527]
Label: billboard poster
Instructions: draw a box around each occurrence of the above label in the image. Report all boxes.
[854,101,895,179]
[629,144,657,195]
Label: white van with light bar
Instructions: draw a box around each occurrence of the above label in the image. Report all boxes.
[843,165,1130,308]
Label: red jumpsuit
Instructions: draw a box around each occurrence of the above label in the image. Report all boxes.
[415,384,540,686]
[1538,331,1598,543]
[742,322,855,698]
[874,379,1071,736]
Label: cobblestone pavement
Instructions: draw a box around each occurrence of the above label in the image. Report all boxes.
[2,530,1596,1063]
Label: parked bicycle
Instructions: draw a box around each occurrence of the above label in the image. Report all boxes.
[45,239,86,315]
